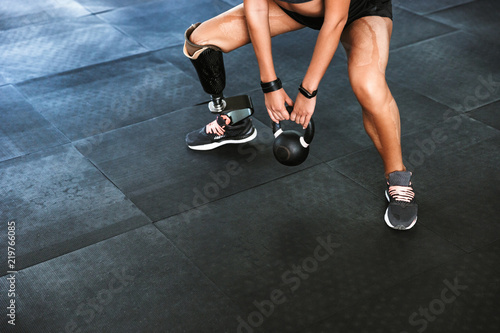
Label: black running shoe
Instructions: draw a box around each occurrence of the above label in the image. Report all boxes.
[186,115,257,150]
[384,171,418,230]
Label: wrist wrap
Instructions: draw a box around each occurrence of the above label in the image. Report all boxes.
[261,78,282,93]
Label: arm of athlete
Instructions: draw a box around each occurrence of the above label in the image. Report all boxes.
[243,0,293,123]
[291,0,350,129]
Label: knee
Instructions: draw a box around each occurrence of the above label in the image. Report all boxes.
[184,22,209,47]
[184,22,224,58]
[189,22,210,46]
[349,69,390,111]
[187,22,230,53]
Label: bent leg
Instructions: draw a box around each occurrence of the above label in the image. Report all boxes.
[183,1,304,151]
[341,16,404,176]
[188,0,305,54]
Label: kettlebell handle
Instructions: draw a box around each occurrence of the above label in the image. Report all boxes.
[272,105,315,146]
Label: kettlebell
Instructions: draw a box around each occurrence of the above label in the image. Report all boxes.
[272,105,315,166]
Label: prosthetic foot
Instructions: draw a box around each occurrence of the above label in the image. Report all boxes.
[184,23,256,150]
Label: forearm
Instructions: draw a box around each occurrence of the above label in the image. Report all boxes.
[301,21,346,92]
[243,0,277,82]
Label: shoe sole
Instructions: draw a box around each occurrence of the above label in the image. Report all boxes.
[188,129,257,151]
[384,190,417,230]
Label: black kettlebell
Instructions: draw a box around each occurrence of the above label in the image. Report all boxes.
[272,105,315,166]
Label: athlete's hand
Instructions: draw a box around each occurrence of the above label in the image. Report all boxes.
[290,93,315,129]
[264,89,294,124]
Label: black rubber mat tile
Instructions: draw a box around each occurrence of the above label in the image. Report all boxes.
[17,54,204,141]
[393,0,475,15]
[391,7,456,50]
[0,85,68,162]
[76,0,206,14]
[387,80,462,136]
[157,164,463,332]
[245,26,346,89]
[0,224,245,332]
[301,240,500,333]
[224,0,244,5]
[74,107,321,222]
[270,27,340,74]
[0,144,150,272]
[428,0,500,46]
[469,101,500,131]
[328,112,499,196]
[387,31,500,112]
[0,0,90,31]
[0,16,147,84]
[329,120,500,252]
[413,134,500,252]
[98,0,232,50]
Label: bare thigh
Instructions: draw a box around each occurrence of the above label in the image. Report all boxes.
[190,0,305,52]
[341,16,393,78]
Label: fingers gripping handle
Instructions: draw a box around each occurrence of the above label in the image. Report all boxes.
[272,105,315,144]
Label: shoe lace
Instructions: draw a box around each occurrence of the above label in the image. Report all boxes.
[388,185,415,203]
[205,115,228,136]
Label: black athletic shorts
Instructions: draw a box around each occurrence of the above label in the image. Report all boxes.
[278,0,392,30]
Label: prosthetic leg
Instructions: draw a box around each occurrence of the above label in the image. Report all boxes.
[184,23,256,150]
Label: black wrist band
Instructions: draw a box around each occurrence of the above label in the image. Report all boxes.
[261,78,282,93]
[298,83,318,99]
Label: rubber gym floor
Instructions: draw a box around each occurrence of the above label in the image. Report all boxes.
[1,0,499,332]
